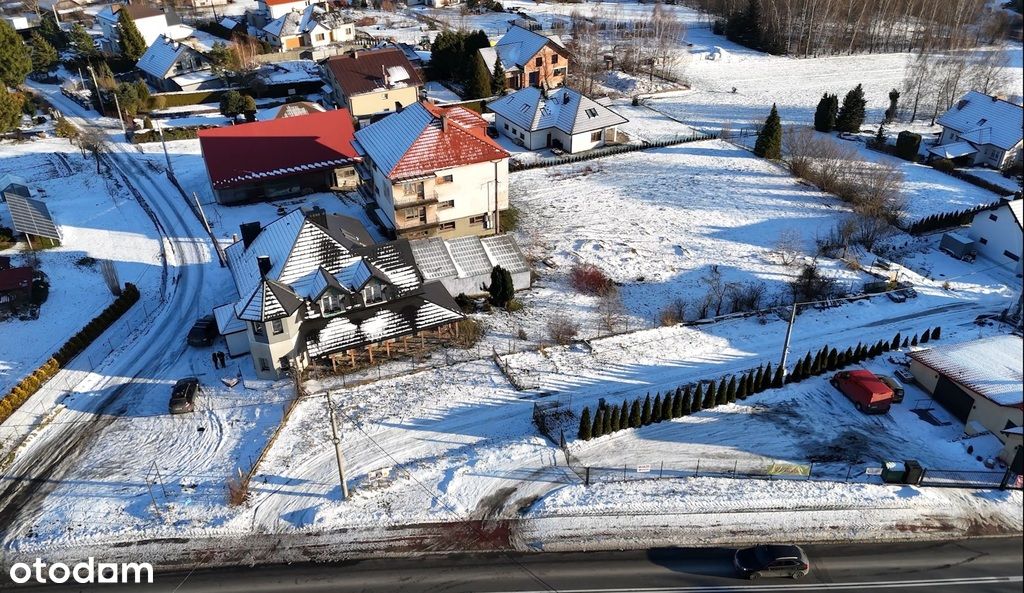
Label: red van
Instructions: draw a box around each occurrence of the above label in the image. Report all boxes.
[830,369,893,414]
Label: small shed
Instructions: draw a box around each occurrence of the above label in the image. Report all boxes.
[410,234,531,297]
[940,231,976,259]
[213,302,250,357]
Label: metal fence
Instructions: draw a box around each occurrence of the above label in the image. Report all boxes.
[920,468,1013,489]
[510,132,717,172]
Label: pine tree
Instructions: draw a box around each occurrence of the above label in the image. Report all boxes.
[737,374,748,399]
[773,364,784,387]
[491,58,505,95]
[932,326,941,340]
[681,387,692,415]
[672,389,683,417]
[465,54,493,99]
[629,399,641,428]
[641,394,652,425]
[902,337,909,347]
[692,384,704,412]
[920,328,931,343]
[813,93,838,132]
[745,371,755,394]
[812,351,823,374]
[220,90,246,118]
[69,23,97,58]
[652,393,663,423]
[836,83,867,134]
[39,13,66,50]
[754,104,782,159]
[117,10,147,61]
[592,408,603,438]
[29,31,58,73]
[891,332,902,350]
[620,400,629,429]
[911,334,919,346]
[827,348,838,370]
[0,86,24,133]
[803,353,813,375]
[578,407,592,441]
[487,265,515,307]
[754,366,764,392]
[726,376,737,402]
[716,378,728,405]
[704,381,717,408]
[662,393,673,421]
[884,88,900,122]
[761,363,773,391]
[609,406,621,432]
[0,21,31,87]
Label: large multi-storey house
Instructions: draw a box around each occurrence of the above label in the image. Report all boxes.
[479,25,569,91]
[323,48,424,127]
[353,101,510,240]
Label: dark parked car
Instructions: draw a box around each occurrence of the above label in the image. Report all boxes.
[169,378,200,414]
[187,315,217,347]
[734,544,809,580]
[486,125,499,138]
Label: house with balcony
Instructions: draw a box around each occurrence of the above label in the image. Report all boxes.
[479,25,569,91]
[353,101,510,240]
[323,48,424,127]
[215,207,464,379]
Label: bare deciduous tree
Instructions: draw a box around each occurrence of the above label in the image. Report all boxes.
[773,229,803,266]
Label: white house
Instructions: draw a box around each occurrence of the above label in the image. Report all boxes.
[931,91,1024,170]
[967,199,1023,275]
[262,4,354,51]
[256,0,314,21]
[354,101,511,240]
[486,86,627,153]
[95,2,177,52]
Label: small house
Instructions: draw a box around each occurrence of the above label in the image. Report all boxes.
[479,26,569,91]
[323,48,424,126]
[135,35,220,92]
[966,199,1023,274]
[931,92,1024,170]
[95,2,177,53]
[262,4,354,51]
[486,86,627,153]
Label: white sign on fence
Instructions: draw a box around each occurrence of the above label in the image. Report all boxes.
[865,467,882,476]
[636,464,652,473]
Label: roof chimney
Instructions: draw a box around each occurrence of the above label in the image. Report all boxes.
[440,113,448,132]
[240,221,262,249]
[257,255,272,278]
[395,100,403,113]
[307,205,327,228]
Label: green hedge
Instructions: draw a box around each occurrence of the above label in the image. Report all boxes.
[0,283,140,424]
[151,90,225,108]
[131,126,217,144]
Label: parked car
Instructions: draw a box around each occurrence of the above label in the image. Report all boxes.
[830,369,893,414]
[187,315,217,347]
[886,291,907,303]
[169,378,200,414]
[486,125,499,138]
[878,375,905,403]
[894,367,915,384]
[734,544,809,580]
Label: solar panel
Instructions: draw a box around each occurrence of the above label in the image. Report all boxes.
[410,238,458,280]
[5,194,61,241]
[446,236,492,277]
[481,235,529,274]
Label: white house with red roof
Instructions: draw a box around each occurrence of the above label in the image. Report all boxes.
[354,102,511,240]
[198,108,361,205]
[256,0,315,20]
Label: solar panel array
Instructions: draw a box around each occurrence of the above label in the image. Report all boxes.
[410,238,458,280]
[5,194,61,241]
[446,236,492,277]
[481,235,529,274]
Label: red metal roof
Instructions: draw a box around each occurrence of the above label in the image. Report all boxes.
[392,104,507,180]
[198,109,360,190]
[0,267,32,292]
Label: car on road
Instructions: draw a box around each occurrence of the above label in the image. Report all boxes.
[878,375,905,403]
[169,378,200,414]
[894,367,915,384]
[734,544,809,579]
[187,315,217,347]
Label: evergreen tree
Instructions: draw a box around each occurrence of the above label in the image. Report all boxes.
[486,265,515,307]
[902,337,909,347]
[29,31,58,73]
[609,405,621,432]
[737,374,748,399]
[592,408,603,438]
[891,332,902,350]
[920,328,931,343]
[427,30,461,81]
[772,364,784,387]
[672,389,683,417]
[874,123,886,145]
[0,21,31,87]
[69,23,97,59]
[884,88,900,122]
[662,393,673,421]
[704,382,717,408]
[803,353,813,375]
[681,387,692,415]
[836,83,867,134]
[620,400,629,429]
[753,103,782,159]
[461,29,491,83]
[602,405,612,434]
[578,407,591,441]
[726,376,737,402]
[932,326,941,340]
[465,54,493,99]
[813,93,838,132]
[491,59,505,95]
[692,384,704,412]
[827,348,838,370]
[761,363,773,390]
[117,10,147,61]
[652,393,663,423]
[754,366,764,392]
[39,13,66,50]
[641,394,652,425]
[745,371,755,394]
[911,334,919,346]
[716,377,728,405]
[219,90,246,118]
[629,399,641,428]
[812,350,823,374]
[0,86,24,133]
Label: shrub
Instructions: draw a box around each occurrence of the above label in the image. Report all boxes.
[453,318,483,348]
[547,313,579,345]
[569,263,613,295]
[895,131,921,161]
[931,158,956,173]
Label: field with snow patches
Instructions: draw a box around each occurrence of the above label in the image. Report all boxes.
[0,138,163,394]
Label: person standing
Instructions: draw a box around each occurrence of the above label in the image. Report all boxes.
[211,351,220,369]
[217,351,226,369]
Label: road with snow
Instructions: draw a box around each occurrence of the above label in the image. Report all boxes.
[18,538,1023,592]
[0,86,215,543]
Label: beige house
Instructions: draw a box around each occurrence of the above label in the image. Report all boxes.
[908,335,1023,464]
[479,26,569,91]
[354,102,510,240]
[323,48,424,126]
[262,4,354,52]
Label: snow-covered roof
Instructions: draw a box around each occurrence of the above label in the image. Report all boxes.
[354,102,509,181]
[936,91,1024,151]
[136,34,204,79]
[213,302,246,335]
[490,25,564,70]
[235,278,303,322]
[928,141,977,159]
[324,48,423,97]
[943,231,974,246]
[411,234,529,282]
[909,335,1023,407]
[96,3,166,24]
[264,10,300,38]
[487,86,627,135]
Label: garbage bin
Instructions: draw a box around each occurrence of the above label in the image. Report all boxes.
[881,461,906,484]
[903,460,924,485]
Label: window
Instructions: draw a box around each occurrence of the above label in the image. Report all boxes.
[437,174,453,184]
[979,237,988,245]
[439,221,456,230]
[469,215,486,225]
[252,322,264,336]
[989,214,998,221]
[553,67,566,78]
[585,108,598,118]
[535,56,542,67]
[271,318,284,335]
[363,282,383,304]
[552,54,559,64]
[591,130,602,141]
[1004,250,1020,262]
[259,358,270,372]
[404,207,422,220]
[439,199,455,209]
[322,293,343,314]
[402,181,424,196]
[315,33,325,41]
[503,122,509,130]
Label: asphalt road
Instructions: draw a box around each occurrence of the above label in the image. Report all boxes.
[5,537,1021,592]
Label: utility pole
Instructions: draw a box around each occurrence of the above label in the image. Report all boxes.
[156,121,173,175]
[326,393,350,501]
[192,192,211,234]
[778,302,797,382]
[111,90,126,136]
[86,64,106,113]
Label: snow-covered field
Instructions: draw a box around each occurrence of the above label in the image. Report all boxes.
[0,138,163,394]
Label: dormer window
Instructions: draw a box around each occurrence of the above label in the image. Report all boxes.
[363,282,383,305]
[322,292,344,314]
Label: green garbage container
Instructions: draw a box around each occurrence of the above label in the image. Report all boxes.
[881,461,906,484]
[903,460,924,485]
